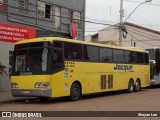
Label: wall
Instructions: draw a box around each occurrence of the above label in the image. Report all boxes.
[85,24,160,48]
[0,41,14,91]
[0,0,85,40]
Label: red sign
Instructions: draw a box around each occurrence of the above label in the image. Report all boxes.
[70,23,78,39]
[0,23,36,42]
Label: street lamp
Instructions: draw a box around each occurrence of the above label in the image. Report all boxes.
[119,0,152,47]
[124,0,152,22]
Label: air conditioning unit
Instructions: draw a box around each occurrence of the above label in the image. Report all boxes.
[0,0,3,6]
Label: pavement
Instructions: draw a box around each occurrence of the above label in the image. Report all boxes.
[0,91,28,104]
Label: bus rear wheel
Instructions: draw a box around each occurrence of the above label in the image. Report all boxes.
[128,80,134,93]
[70,83,81,101]
[134,79,141,92]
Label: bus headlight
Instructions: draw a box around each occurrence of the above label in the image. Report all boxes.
[34,82,50,88]
[12,83,19,88]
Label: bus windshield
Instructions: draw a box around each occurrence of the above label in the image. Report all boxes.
[13,42,51,75]
[146,49,154,60]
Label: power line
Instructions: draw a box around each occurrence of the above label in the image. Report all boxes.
[85,17,116,24]
[86,6,118,14]
[128,33,156,46]
[0,12,102,33]
[9,0,115,26]
[126,27,160,40]
[3,3,114,26]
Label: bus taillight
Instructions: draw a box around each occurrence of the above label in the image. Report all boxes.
[34,82,50,88]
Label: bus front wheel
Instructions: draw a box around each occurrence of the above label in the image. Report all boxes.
[70,83,81,101]
[128,80,134,93]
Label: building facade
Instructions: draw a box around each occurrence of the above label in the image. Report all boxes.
[85,22,160,48]
[1,0,85,39]
[0,0,85,91]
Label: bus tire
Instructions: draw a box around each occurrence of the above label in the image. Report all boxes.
[38,97,49,101]
[70,83,81,101]
[128,79,134,93]
[134,79,141,92]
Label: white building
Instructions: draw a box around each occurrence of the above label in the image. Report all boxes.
[85,22,160,48]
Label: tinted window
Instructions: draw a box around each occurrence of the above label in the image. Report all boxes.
[53,41,62,48]
[144,53,149,64]
[125,51,136,63]
[53,49,64,71]
[113,49,124,63]
[84,45,99,61]
[14,48,51,74]
[100,47,113,62]
[15,44,28,50]
[135,52,144,63]
[29,42,49,48]
[64,43,82,60]
[155,49,160,60]
[146,49,154,60]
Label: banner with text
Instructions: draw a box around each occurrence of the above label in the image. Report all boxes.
[0,23,36,42]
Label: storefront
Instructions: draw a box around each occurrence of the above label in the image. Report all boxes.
[0,23,36,91]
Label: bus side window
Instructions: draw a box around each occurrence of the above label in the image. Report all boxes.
[53,49,64,71]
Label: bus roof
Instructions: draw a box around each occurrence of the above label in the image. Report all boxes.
[145,47,160,50]
[15,37,148,53]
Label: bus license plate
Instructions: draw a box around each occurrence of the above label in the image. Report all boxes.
[21,91,30,94]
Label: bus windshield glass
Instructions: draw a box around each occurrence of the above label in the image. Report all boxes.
[13,42,51,75]
[146,49,154,60]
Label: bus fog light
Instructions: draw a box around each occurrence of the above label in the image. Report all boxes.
[12,83,19,88]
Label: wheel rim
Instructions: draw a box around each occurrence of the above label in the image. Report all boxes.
[130,82,134,91]
[136,81,140,90]
[73,86,79,97]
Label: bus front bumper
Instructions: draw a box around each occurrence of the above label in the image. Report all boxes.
[11,89,52,98]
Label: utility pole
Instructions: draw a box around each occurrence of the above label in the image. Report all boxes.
[119,0,124,47]
[120,0,152,47]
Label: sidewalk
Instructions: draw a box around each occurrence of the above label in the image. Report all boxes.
[0,91,27,104]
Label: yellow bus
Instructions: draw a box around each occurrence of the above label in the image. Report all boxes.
[11,37,150,101]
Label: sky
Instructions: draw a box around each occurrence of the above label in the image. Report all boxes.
[85,0,160,36]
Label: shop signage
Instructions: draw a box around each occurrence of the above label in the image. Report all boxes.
[0,23,36,42]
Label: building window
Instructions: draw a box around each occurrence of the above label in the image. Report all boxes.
[9,51,14,78]
[18,0,28,12]
[72,11,81,27]
[54,5,61,30]
[38,1,52,19]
